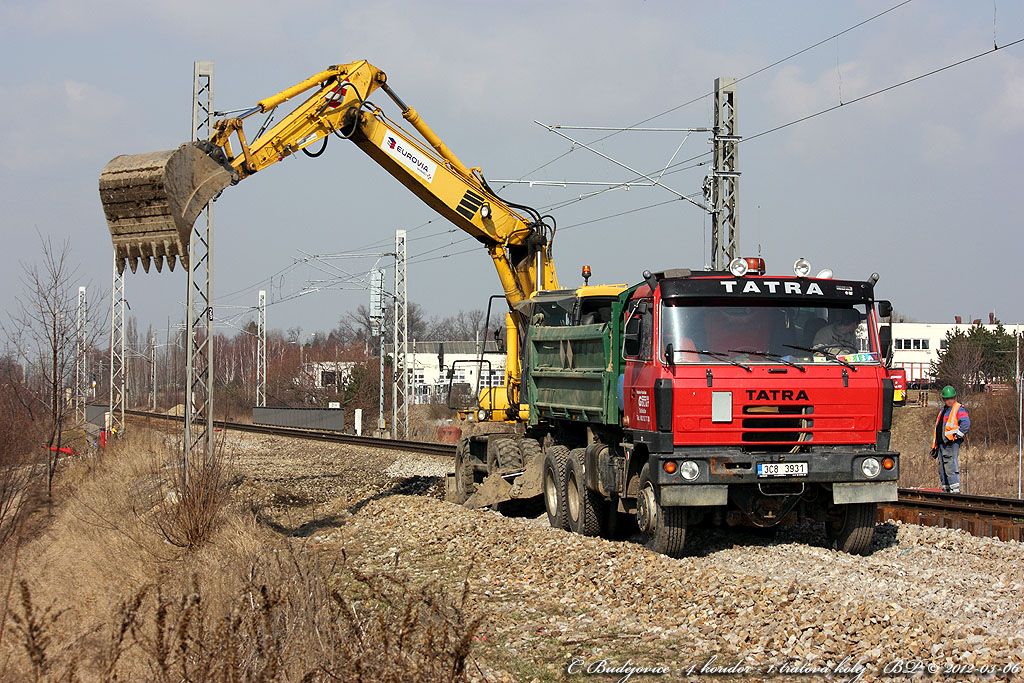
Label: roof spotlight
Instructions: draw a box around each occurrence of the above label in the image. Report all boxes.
[729,257,749,277]
[793,258,812,277]
[815,268,834,279]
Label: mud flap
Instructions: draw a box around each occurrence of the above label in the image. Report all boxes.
[98,142,236,273]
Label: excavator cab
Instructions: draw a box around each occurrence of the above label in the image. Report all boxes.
[98,142,236,273]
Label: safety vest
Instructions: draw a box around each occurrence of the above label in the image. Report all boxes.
[932,401,963,449]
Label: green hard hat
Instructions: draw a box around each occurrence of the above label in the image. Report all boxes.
[941,385,957,399]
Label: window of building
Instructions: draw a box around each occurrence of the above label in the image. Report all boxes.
[895,339,903,350]
[912,339,920,350]
[921,339,929,350]
[940,339,948,350]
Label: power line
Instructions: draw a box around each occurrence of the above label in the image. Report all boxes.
[581,34,1024,189]
[223,6,1016,295]
[407,195,694,267]
[741,35,1024,145]
[498,0,915,187]
[345,0,919,271]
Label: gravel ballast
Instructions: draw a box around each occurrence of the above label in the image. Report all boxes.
[221,430,1023,680]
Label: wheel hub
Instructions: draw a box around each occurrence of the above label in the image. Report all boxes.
[637,486,657,534]
[567,471,581,523]
[544,468,558,512]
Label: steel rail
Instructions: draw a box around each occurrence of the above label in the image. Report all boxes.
[125,409,457,457]
[879,489,1024,542]
[890,488,1024,519]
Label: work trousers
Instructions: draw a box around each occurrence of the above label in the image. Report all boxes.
[937,441,961,493]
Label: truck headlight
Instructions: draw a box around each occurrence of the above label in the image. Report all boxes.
[477,409,488,421]
[861,457,880,478]
[793,258,812,277]
[679,460,700,481]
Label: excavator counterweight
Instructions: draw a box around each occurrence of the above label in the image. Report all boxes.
[98,142,236,273]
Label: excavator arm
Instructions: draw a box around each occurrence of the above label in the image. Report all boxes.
[98,60,560,419]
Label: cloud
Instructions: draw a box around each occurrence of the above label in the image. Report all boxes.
[0,80,127,172]
[981,52,1024,133]
[919,122,965,162]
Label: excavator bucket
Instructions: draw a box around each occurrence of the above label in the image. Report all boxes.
[98,142,236,274]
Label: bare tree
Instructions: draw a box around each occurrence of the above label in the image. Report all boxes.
[3,236,102,498]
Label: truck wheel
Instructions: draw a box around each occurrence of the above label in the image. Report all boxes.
[453,439,477,503]
[636,464,687,557]
[826,502,877,556]
[488,438,523,473]
[564,448,606,536]
[543,445,570,530]
[518,438,543,468]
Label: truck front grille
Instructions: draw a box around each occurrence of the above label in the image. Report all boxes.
[741,405,814,447]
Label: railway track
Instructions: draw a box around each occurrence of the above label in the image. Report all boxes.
[127,410,1023,542]
[879,488,1024,542]
[125,409,457,457]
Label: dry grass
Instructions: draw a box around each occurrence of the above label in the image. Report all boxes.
[0,430,479,681]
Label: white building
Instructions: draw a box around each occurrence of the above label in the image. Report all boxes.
[406,340,506,404]
[301,361,357,389]
[889,321,1023,384]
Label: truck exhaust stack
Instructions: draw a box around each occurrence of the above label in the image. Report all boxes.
[98,142,236,273]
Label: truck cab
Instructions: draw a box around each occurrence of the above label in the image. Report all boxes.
[615,262,898,553]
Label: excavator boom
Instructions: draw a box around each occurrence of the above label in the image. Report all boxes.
[97,59,561,421]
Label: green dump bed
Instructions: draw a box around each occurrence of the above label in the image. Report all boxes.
[525,322,620,426]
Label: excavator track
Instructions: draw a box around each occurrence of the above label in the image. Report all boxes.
[98,142,236,274]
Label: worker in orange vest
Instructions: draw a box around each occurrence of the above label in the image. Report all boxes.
[930,385,970,493]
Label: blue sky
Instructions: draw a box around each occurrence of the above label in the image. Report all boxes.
[2,0,1022,339]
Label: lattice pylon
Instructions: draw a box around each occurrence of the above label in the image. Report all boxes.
[710,76,740,270]
[256,290,266,408]
[75,286,87,422]
[391,231,408,438]
[183,59,216,475]
[109,265,126,436]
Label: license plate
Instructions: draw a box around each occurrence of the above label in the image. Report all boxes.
[757,462,808,478]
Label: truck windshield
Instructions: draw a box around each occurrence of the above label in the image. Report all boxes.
[660,300,878,365]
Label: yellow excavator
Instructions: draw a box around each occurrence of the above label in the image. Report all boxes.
[98,59,620,427]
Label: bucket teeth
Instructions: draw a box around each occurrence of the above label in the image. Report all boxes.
[98,141,235,274]
[167,255,177,272]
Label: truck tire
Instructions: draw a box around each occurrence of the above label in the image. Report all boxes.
[453,439,477,503]
[488,438,523,473]
[564,448,606,537]
[518,438,543,468]
[543,445,570,530]
[636,464,687,557]
[826,502,877,556]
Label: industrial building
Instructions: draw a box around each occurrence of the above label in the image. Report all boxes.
[890,321,1024,385]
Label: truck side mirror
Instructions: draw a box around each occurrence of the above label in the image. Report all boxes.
[877,300,892,318]
[878,324,893,362]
